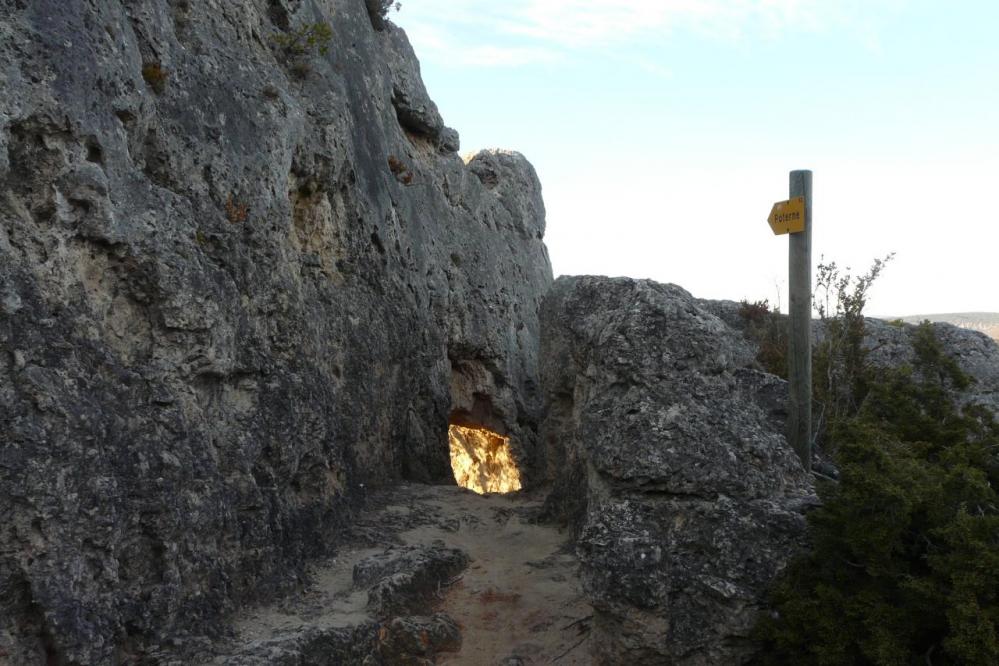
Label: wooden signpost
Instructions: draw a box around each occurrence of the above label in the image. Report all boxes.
[768,171,812,472]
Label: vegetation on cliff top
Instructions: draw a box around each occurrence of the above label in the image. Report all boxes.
[750,261,999,665]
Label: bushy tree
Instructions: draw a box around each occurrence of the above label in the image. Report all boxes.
[754,323,999,665]
[270,21,333,79]
[366,0,401,29]
[812,253,894,441]
[272,22,333,58]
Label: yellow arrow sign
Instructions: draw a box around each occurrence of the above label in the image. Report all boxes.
[768,196,806,235]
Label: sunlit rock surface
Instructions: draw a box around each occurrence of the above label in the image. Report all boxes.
[0,1,551,662]
[448,425,522,494]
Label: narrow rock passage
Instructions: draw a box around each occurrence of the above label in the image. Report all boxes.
[192,484,591,665]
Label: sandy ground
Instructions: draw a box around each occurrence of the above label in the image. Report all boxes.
[212,483,593,665]
[399,486,592,665]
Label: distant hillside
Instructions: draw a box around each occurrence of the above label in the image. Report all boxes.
[893,313,999,341]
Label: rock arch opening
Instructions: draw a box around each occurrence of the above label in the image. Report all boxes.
[448,423,522,494]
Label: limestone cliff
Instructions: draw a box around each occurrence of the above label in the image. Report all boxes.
[7,3,996,665]
[0,1,551,663]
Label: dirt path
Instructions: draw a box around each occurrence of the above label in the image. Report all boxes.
[194,483,592,665]
[398,486,592,665]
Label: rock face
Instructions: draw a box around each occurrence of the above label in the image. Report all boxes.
[540,276,815,665]
[862,318,999,415]
[898,313,999,343]
[0,1,551,663]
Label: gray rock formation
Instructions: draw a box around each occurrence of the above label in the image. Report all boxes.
[861,318,999,415]
[0,1,551,663]
[540,276,815,665]
[897,312,999,342]
[355,543,468,617]
[701,302,999,421]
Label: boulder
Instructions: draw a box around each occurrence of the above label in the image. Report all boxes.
[540,276,814,664]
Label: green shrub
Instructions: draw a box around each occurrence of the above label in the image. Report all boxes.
[272,22,333,57]
[812,254,894,441]
[366,0,401,29]
[754,323,999,665]
[272,22,333,79]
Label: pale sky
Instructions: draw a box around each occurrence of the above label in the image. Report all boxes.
[393,1,999,316]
